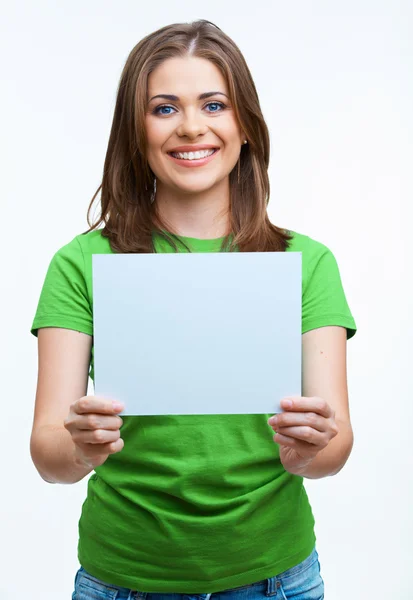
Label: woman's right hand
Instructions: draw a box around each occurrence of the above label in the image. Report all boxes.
[64,396,125,469]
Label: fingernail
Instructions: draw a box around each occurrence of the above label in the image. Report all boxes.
[112,401,124,411]
[282,399,293,409]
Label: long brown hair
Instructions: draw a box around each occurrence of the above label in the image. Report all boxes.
[84,19,294,253]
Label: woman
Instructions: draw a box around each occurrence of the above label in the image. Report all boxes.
[30,19,357,599]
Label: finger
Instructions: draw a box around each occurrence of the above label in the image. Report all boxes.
[75,396,124,415]
[281,396,332,418]
[75,428,121,445]
[76,437,124,456]
[274,433,320,456]
[274,432,298,446]
[107,438,124,454]
[275,426,325,445]
[270,412,326,432]
[77,414,123,431]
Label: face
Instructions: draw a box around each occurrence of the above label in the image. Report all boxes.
[145,56,245,196]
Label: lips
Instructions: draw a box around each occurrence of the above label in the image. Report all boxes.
[169,149,217,161]
[167,145,219,153]
[166,147,220,167]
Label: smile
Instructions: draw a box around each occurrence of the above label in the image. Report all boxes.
[170,148,216,160]
[167,148,219,168]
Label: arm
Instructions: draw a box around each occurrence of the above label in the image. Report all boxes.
[30,424,94,484]
[30,327,94,484]
[300,325,354,479]
[269,326,355,479]
[299,418,353,479]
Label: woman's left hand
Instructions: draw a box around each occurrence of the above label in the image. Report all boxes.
[268,396,339,476]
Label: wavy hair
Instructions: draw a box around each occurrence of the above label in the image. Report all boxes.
[85,19,293,253]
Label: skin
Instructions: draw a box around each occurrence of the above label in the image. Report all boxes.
[145,55,246,239]
[268,396,339,476]
[64,396,125,469]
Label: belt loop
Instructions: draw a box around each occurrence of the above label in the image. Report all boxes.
[265,576,279,596]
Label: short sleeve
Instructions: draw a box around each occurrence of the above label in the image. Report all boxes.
[302,243,357,340]
[31,237,93,337]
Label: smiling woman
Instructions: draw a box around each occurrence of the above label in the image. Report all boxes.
[145,57,245,214]
[29,18,357,600]
[81,19,292,253]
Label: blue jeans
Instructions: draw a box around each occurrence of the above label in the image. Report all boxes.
[72,547,324,599]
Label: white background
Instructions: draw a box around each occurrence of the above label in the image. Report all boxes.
[2,1,412,598]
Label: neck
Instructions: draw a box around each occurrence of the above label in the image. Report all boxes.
[153,178,231,240]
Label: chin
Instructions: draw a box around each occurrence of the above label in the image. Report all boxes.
[172,177,223,195]
[178,184,215,194]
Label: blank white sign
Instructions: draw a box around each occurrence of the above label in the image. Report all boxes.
[92,252,302,416]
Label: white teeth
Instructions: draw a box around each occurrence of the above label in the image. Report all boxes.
[171,149,216,160]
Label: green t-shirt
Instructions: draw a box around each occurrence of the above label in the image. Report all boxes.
[31,228,357,593]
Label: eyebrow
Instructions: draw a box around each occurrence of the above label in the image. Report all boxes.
[148,91,229,103]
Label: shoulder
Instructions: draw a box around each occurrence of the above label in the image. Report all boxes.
[52,229,112,262]
[42,230,113,293]
[285,228,330,256]
[285,228,334,271]
[74,228,113,256]
[285,228,343,294]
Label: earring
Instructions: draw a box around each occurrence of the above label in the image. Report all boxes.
[150,178,157,203]
[237,140,247,184]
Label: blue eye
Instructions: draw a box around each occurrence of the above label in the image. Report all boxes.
[152,101,226,116]
[154,105,175,116]
[205,101,225,112]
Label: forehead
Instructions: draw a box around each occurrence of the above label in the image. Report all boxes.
[147,56,228,96]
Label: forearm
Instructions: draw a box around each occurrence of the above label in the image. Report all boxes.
[301,420,354,480]
[30,424,93,484]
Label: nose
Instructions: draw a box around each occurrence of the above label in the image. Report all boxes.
[176,108,208,139]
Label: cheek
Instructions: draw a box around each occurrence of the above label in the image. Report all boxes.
[145,118,169,157]
[218,120,242,153]
[222,112,242,136]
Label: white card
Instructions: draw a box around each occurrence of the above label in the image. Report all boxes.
[92,252,302,416]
